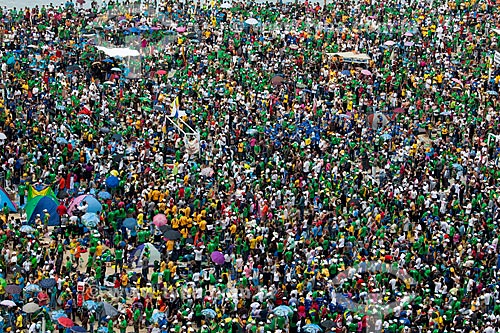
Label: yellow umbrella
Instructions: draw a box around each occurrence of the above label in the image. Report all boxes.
[110,170,119,177]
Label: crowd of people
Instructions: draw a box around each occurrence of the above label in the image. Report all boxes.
[0,0,499,332]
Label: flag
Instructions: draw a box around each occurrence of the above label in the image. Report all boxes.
[170,96,179,118]
[28,185,58,201]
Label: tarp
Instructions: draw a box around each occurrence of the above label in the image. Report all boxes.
[326,52,371,63]
[67,195,103,215]
[128,243,161,267]
[96,46,140,57]
[28,184,58,201]
[25,196,60,226]
[0,187,17,212]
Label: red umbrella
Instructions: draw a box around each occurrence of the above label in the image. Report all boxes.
[156,70,167,76]
[393,107,405,114]
[58,317,74,328]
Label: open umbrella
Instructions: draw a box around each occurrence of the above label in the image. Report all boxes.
[176,27,186,33]
[20,225,35,233]
[200,167,214,177]
[151,312,166,323]
[39,278,56,289]
[393,107,405,114]
[71,327,87,333]
[156,70,167,75]
[153,214,168,227]
[384,40,396,46]
[0,300,16,307]
[82,213,99,228]
[123,218,137,229]
[201,308,217,318]
[404,41,415,47]
[361,69,372,76]
[22,302,40,314]
[220,2,232,8]
[341,70,351,76]
[98,191,111,200]
[5,285,22,295]
[163,229,182,240]
[23,284,41,293]
[106,176,119,188]
[83,300,98,311]
[273,305,293,317]
[211,251,225,265]
[271,75,284,85]
[56,137,68,144]
[245,18,259,25]
[50,310,67,321]
[102,302,119,317]
[58,317,74,328]
[302,324,323,333]
[381,133,392,141]
[320,320,335,330]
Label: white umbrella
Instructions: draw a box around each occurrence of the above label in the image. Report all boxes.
[245,18,259,25]
[0,133,6,140]
[221,2,232,8]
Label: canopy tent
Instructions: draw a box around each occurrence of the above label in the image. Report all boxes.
[26,196,60,226]
[326,52,371,64]
[0,187,17,212]
[128,243,161,267]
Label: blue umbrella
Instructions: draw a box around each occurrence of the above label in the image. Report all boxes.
[273,305,293,317]
[71,326,87,333]
[151,312,166,323]
[82,213,99,228]
[106,176,119,188]
[341,70,350,76]
[39,278,56,289]
[98,191,111,199]
[50,310,67,321]
[103,58,114,63]
[380,133,392,140]
[20,225,35,233]
[6,56,15,65]
[56,137,68,144]
[128,27,140,33]
[201,308,217,318]
[23,284,41,293]
[139,25,150,31]
[487,90,498,96]
[83,300,98,311]
[97,328,108,333]
[123,218,137,229]
[302,324,323,333]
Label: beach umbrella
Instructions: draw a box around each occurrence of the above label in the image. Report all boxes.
[452,163,463,171]
[22,302,41,314]
[0,300,16,307]
[23,284,41,293]
[58,317,74,328]
[111,67,121,72]
[5,285,22,295]
[123,218,137,229]
[163,229,181,240]
[302,324,323,333]
[39,278,56,289]
[245,18,259,25]
[20,225,35,233]
[201,309,217,318]
[82,213,100,228]
[211,251,225,265]
[71,327,87,333]
[106,176,119,188]
[273,305,293,317]
[153,214,168,227]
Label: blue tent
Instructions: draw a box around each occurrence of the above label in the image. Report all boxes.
[26,196,60,226]
[0,187,17,212]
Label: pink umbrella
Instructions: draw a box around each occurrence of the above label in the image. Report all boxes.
[404,32,413,37]
[384,40,396,46]
[367,15,377,19]
[361,69,372,76]
[156,70,167,76]
[153,214,168,227]
[404,41,414,47]
[211,251,225,265]
[58,317,74,328]
[393,107,405,114]
[452,78,463,85]
[176,27,186,33]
